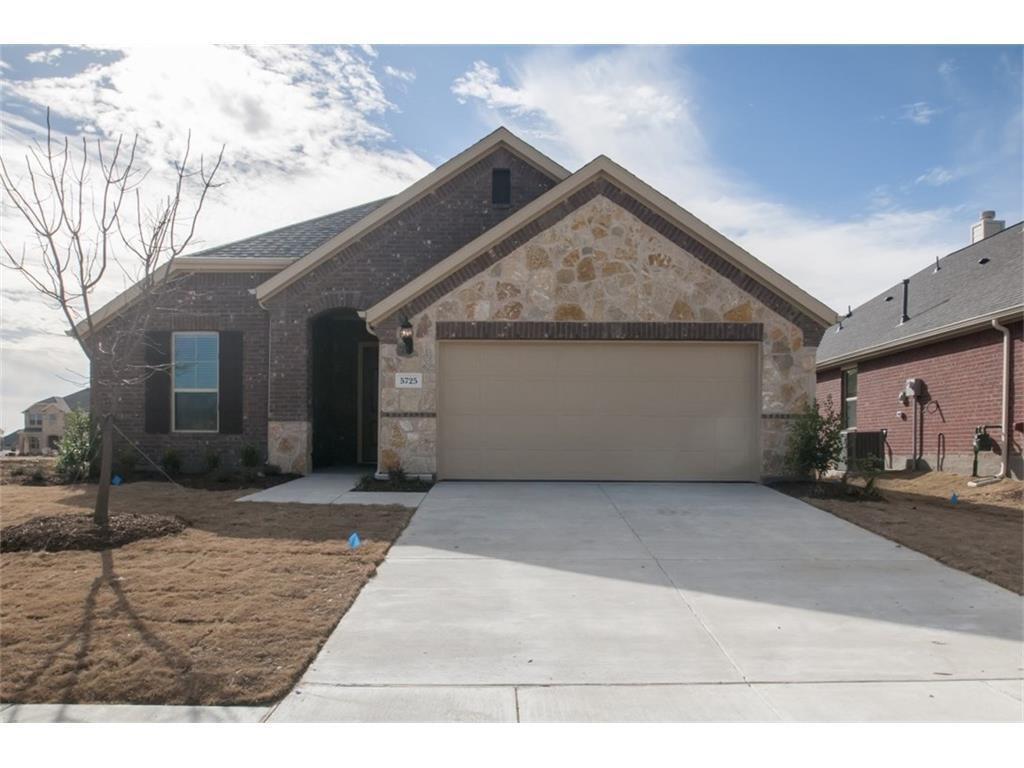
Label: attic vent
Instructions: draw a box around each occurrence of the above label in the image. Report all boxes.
[491,168,511,205]
[885,296,894,302]
[978,257,991,265]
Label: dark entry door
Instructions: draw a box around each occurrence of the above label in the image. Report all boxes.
[358,342,379,464]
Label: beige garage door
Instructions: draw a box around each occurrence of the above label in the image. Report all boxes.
[437,341,760,481]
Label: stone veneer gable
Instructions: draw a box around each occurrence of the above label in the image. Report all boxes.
[378,193,819,479]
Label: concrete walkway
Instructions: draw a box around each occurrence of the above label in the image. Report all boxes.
[271,481,1024,722]
[237,469,426,507]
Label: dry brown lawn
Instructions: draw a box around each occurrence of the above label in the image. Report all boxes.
[0,481,413,705]
[776,471,1022,594]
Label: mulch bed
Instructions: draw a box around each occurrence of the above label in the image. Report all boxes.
[1,513,187,553]
[355,473,434,492]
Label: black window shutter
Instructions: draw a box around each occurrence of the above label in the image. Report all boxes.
[218,331,244,434]
[144,331,171,434]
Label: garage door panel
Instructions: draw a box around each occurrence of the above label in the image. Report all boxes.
[438,341,759,481]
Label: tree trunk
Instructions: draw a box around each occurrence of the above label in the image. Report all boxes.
[94,413,113,528]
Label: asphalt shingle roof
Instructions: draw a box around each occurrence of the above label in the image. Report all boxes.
[817,222,1024,365]
[183,198,392,260]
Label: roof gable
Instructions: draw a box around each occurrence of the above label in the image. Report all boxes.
[816,223,1023,367]
[364,155,836,337]
[254,127,570,302]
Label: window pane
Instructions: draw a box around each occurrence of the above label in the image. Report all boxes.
[843,368,858,397]
[174,334,196,362]
[194,334,218,362]
[174,361,197,389]
[844,399,857,429]
[194,361,218,389]
[175,392,217,431]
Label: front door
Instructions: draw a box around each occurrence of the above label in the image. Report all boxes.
[358,342,379,464]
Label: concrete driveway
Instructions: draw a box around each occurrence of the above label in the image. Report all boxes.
[270,482,1023,722]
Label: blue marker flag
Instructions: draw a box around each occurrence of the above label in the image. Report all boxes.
[111,475,123,486]
[348,532,361,549]
[950,493,958,505]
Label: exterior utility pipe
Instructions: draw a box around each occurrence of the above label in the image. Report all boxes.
[968,318,1012,488]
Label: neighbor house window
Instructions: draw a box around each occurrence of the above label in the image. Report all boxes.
[842,367,858,430]
[27,412,42,428]
[491,168,511,205]
[173,332,219,432]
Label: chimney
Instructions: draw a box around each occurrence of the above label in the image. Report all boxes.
[971,210,1005,243]
[899,278,910,325]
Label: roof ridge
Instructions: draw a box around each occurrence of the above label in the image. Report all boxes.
[183,197,394,259]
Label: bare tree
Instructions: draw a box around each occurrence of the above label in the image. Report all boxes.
[1,110,223,526]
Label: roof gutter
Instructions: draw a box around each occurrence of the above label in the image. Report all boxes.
[816,304,1024,371]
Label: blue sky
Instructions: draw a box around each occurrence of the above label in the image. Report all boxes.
[1,44,1021,432]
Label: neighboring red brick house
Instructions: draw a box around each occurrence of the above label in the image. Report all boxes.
[816,214,1023,479]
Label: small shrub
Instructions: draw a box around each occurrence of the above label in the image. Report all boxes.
[26,469,47,485]
[161,449,183,476]
[262,463,281,476]
[388,464,408,483]
[240,444,260,469]
[215,469,235,484]
[204,448,221,473]
[118,449,139,476]
[56,410,97,483]
[241,467,258,484]
[848,454,885,499]
[10,466,25,477]
[785,395,844,480]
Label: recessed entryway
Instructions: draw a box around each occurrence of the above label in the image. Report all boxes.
[310,308,378,469]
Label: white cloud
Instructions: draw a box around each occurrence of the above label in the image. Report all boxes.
[916,166,956,186]
[384,65,416,82]
[1,44,434,433]
[450,48,963,318]
[938,59,957,77]
[24,47,65,65]
[901,101,940,125]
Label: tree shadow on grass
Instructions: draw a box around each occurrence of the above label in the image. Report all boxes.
[9,549,203,706]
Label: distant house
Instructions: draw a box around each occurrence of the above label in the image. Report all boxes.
[816,213,1022,479]
[16,388,90,455]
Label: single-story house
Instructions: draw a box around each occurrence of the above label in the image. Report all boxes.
[83,128,836,481]
[16,388,91,455]
[816,213,1022,479]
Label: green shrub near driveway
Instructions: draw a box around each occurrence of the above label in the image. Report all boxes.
[785,395,844,480]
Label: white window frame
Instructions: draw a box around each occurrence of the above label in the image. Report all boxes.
[841,365,858,432]
[27,412,43,428]
[171,331,220,433]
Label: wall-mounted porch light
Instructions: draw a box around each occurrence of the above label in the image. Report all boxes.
[399,316,414,356]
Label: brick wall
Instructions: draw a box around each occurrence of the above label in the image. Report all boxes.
[90,272,273,472]
[265,147,559,425]
[816,321,1023,477]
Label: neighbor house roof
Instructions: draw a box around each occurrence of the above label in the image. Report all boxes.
[364,154,838,332]
[816,222,1024,369]
[22,387,90,414]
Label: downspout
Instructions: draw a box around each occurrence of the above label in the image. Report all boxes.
[968,318,1011,487]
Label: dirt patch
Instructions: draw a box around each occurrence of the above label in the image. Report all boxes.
[773,471,1023,594]
[355,472,434,492]
[2,513,186,553]
[0,482,414,705]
